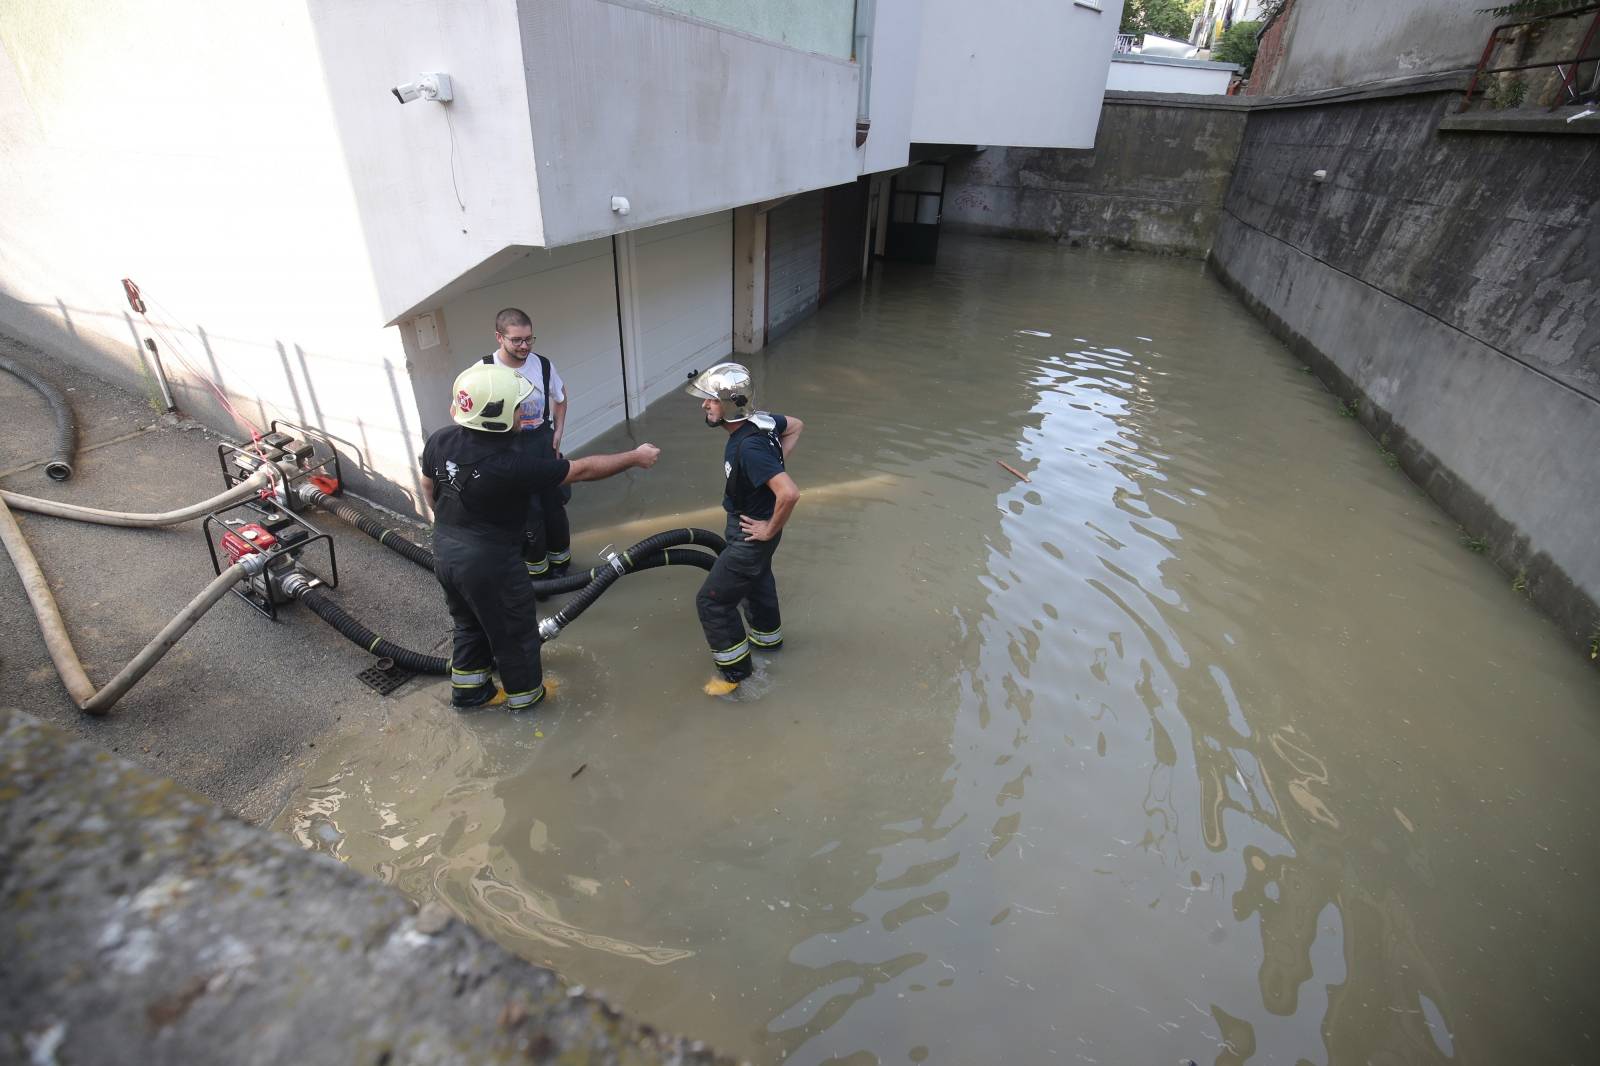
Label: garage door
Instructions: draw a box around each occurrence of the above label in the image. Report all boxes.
[436,238,625,452]
[616,212,734,414]
[822,179,867,299]
[765,191,823,343]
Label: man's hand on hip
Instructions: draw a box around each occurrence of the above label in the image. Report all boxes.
[739,515,778,542]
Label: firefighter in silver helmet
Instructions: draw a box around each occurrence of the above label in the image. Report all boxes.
[421,362,660,710]
[684,362,803,695]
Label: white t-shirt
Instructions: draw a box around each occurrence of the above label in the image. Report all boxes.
[486,351,566,431]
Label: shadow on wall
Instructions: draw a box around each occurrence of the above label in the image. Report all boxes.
[0,285,425,514]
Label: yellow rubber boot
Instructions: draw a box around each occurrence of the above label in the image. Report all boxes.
[703,676,740,697]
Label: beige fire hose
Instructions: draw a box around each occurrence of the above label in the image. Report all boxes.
[0,463,287,528]
[0,494,264,714]
[0,461,298,712]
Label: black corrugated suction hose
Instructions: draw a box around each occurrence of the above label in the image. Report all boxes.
[531,545,717,594]
[0,351,78,481]
[297,541,718,673]
[297,586,449,675]
[301,488,436,570]
[302,486,729,601]
[542,528,727,638]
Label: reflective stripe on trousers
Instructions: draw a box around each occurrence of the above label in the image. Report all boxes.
[712,639,751,665]
[504,685,546,711]
[696,513,781,681]
[434,525,545,699]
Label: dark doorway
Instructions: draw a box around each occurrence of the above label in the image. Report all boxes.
[884,162,945,264]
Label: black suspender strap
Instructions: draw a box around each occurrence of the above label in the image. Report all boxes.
[536,354,553,425]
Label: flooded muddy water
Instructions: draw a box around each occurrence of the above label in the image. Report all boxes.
[277,237,1600,1065]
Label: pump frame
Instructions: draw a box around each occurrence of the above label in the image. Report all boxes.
[202,503,338,620]
[215,420,343,510]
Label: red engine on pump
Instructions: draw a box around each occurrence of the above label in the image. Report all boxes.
[220,523,277,564]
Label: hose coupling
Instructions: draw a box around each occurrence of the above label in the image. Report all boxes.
[278,569,319,599]
[294,482,327,507]
[606,553,628,577]
[236,552,272,577]
[538,617,562,642]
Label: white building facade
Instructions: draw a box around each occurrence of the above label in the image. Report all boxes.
[0,0,1122,512]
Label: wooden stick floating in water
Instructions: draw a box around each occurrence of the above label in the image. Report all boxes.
[996,460,1031,483]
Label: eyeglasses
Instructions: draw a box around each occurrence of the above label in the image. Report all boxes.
[498,333,534,348]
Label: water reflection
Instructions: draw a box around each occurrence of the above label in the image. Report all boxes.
[277,238,1600,1065]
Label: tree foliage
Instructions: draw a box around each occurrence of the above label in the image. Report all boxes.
[1120,0,1201,41]
[1214,20,1263,74]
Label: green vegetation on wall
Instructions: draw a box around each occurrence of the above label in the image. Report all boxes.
[1213,20,1263,74]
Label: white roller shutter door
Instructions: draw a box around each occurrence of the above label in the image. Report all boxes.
[616,212,734,413]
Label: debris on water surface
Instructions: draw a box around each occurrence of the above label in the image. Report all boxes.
[997,460,1030,483]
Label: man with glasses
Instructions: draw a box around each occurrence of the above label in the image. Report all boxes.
[475,307,572,579]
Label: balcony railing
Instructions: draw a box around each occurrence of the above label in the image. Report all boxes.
[1460,3,1600,112]
[1114,33,1138,54]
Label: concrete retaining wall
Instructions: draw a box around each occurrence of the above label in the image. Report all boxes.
[1247,0,1491,96]
[1210,89,1600,651]
[942,95,1248,257]
[0,707,731,1066]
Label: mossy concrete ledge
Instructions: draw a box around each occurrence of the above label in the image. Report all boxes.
[0,707,734,1066]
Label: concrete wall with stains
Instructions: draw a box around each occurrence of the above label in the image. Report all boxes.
[1250,0,1492,95]
[941,96,1248,257]
[1211,87,1600,649]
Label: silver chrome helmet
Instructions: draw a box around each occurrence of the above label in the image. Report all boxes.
[685,362,754,423]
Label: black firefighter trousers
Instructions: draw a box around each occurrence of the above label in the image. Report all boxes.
[521,422,571,577]
[696,513,783,681]
[434,525,545,710]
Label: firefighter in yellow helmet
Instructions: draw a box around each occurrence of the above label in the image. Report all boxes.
[421,362,660,709]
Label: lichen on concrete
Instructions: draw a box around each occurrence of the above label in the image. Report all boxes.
[0,707,736,1065]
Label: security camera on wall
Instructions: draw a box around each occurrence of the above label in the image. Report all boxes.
[391,73,453,104]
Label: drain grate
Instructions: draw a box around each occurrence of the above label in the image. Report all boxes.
[357,656,414,696]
